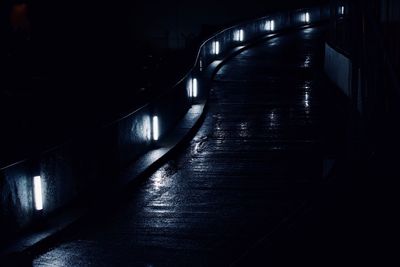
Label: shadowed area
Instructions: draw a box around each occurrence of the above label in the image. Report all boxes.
[32,26,347,266]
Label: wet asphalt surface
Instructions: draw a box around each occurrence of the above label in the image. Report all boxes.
[31,26,347,266]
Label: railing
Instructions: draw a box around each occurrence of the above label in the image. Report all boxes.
[327,0,400,155]
[327,1,352,56]
[0,5,331,244]
[358,2,400,153]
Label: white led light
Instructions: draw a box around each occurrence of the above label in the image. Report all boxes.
[265,20,275,31]
[304,12,310,23]
[234,29,244,42]
[33,176,43,211]
[188,78,198,98]
[192,78,198,98]
[339,6,345,15]
[212,41,220,55]
[152,116,159,141]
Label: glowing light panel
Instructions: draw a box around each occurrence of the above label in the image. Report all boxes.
[265,20,275,31]
[339,6,345,15]
[33,176,43,211]
[212,41,220,55]
[188,78,198,98]
[303,12,310,23]
[192,78,198,98]
[234,29,244,42]
[152,116,159,141]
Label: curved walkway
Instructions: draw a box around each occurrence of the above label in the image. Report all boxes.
[33,26,345,266]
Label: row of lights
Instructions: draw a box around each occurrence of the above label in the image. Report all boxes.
[210,18,279,57]
[32,111,163,211]
[301,7,344,24]
[30,10,213,210]
[33,112,162,211]
[32,8,340,212]
[211,28,245,56]
[33,83,203,211]
[29,16,277,213]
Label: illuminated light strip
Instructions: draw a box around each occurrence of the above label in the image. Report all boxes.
[265,20,275,31]
[212,41,220,55]
[234,29,244,42]
[304,12,310,23]
[339,6,345,15]
[188,78,198,98]
[33,176,43,211]
[192,78,198,98]
[152,116,159,141]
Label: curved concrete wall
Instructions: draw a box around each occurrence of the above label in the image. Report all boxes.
[0,5,331,244]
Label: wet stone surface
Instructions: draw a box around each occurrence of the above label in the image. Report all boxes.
[32,27,345,266]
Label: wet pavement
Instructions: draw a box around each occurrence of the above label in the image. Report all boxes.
[32,26,346,266]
